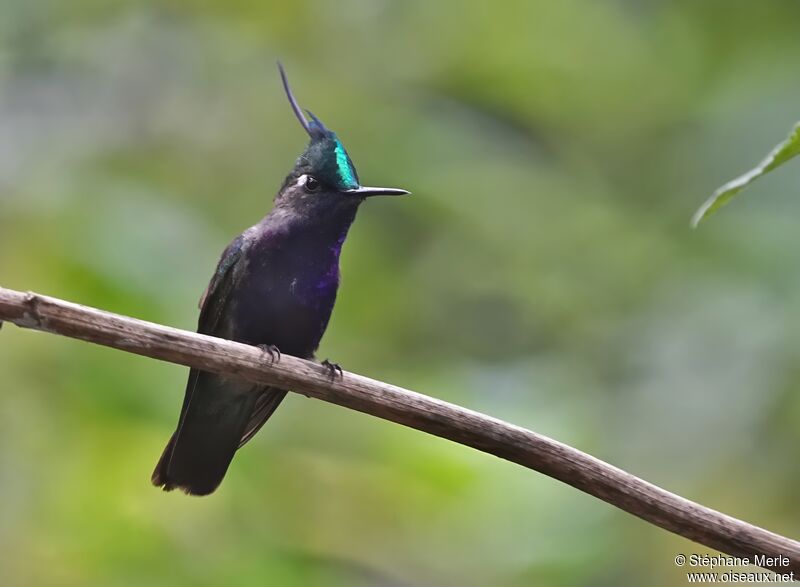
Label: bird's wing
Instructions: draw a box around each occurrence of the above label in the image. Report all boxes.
[238,388,288,448]
[197,233,289,449]
[169,233,247,438]
[152,233,255,494]
[198,233,246,335]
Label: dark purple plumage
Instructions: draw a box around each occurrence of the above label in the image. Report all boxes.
[152,64,409,495]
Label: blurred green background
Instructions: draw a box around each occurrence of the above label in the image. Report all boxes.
[2,1,800,585]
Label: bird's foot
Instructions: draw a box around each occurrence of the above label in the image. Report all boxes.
[321,359,343,380]
[257,344,281,364]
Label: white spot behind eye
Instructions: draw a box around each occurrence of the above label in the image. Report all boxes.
[297,174,309,187]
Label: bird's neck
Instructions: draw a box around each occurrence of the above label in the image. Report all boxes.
[260,203,359,262]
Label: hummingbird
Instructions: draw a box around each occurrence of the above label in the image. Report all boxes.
[151,64,409,496]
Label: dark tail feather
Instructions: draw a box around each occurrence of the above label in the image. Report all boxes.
[152,370,261,496]
[151,433,177,490]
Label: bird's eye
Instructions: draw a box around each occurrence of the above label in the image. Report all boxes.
[303,175,321,193]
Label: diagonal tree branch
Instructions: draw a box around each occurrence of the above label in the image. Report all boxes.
[0,285,798,575]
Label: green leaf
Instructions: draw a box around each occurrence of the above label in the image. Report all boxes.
[692,121,800,227]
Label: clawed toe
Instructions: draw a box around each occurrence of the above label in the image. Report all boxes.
[321,359,343,380]
[257,344,281,363]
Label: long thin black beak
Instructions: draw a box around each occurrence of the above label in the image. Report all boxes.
[346,186,411,197]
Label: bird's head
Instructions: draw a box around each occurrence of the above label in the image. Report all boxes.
[274,63,409,216]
